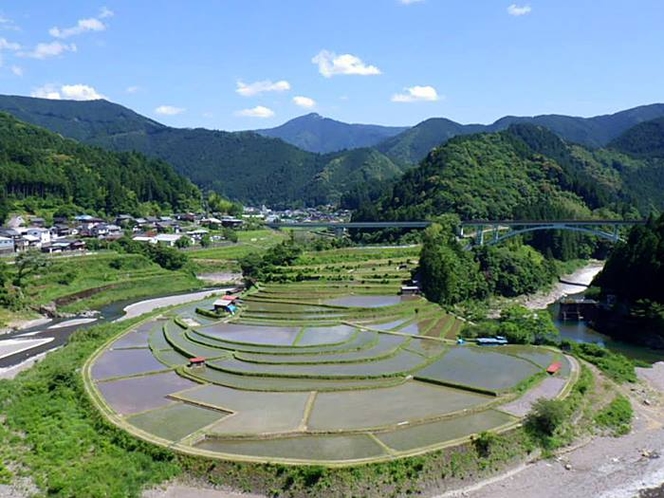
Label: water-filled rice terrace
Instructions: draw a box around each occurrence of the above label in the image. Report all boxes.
[86,251,573,465]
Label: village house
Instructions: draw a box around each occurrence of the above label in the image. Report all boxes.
[0,236,14,253]
[25,227,51,248]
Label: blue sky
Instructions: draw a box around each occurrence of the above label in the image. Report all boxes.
[0,1,662,131]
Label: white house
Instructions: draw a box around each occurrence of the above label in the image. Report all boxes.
[0,236,14,253]
[154,234,183,247]
[25,228,51,247]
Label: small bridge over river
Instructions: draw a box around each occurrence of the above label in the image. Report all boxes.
[266,219,647,245]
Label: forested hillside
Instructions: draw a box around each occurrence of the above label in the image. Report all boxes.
[0,96,403,206]
[609,117,664,158]
[255,113,407,153]
[592,214,664,345]
[0,113,200,219]
[357,125,639,223]
[376,103,664,166]
[351,123,664,259]
[1,95,663,208]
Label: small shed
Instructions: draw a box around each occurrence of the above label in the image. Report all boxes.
[546,361,562,375]
[189,357,206,367]
[213,299,238,315]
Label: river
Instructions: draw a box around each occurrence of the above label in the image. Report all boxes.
[0,287,230,376]
[546,264,664,363]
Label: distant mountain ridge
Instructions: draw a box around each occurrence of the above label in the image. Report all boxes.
[1,94,663,208]
[254,113,408,154]
[0,95,404,207]
[377,103,664,165]
[0,111,200,217]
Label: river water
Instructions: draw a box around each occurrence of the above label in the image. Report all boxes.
[0,287,229,371]
[551,291,664,364]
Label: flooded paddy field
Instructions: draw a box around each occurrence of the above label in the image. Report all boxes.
[416,346,544,394]
[86,266,575,464]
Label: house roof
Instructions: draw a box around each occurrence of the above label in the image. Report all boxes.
[154,234,182,242]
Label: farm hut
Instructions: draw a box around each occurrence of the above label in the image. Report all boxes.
[189,357,206,367]
[213,299,238,315]
[546,361,562,375]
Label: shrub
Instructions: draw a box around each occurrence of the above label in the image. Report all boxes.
[595,395,633,436]
[525,398,569,449]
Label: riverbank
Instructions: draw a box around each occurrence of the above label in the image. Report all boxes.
[0,288,230,380]
[438,362,664,498]
[517,261,604,311]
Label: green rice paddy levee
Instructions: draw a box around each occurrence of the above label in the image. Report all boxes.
[208,348,428,379]
[234,334,407,365]
[85,250,576,465]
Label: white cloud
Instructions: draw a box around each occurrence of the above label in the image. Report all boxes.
[312,50,381,78]
[155,105,185,116]
[399,0,424,4]
[61,84,104,100]
[49,18,106,39]
[0,38,20,51]
[20,41,77,59]
[99,7,114,19]
[293,96,316,109]
[0,16,19,31]
[235,106,275,118]
[236,79,290,97]
[31,83,105,100]
[10,65,22,76]
[31,85,61,100]
[391,85,440,103]
[125,85,140,94]
[507,4,532,16]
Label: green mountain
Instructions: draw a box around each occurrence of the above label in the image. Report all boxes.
[376,118,484,165]
[255,113,408,154]
[376,104,664,166]
[0,112,200,218]
[356,123,664,225]
[0,96,406,207]
[2,94,663,208]
[304,148,404,205]
[608,116,664,158]
[0,94,165,142]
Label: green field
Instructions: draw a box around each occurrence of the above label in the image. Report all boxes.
[86,247,572,465]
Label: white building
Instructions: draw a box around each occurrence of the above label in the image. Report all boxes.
[25,228,51,248]
[0,236,14,253]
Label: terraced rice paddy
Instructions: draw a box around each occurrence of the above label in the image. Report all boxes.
[86,252,574,465]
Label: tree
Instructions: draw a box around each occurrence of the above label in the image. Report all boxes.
[525,398,569,448]
[13,250,50,288]
[419,222,487,305]
[221,227,238,243]
[498,305,560,345]
[174,236,191,249]
[147,244,188,270]
[200,234,211,248]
